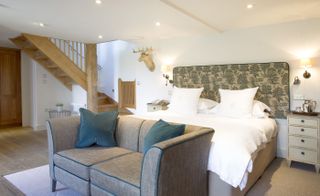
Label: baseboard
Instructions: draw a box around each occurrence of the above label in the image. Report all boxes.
[277,147,287,158]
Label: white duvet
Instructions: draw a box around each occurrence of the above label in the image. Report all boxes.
[134,111,277,190]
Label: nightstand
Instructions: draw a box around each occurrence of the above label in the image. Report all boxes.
[287,113,320,173]
[147,103,168,112]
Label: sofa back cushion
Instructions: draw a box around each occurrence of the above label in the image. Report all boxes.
[116,116,208,153]
[116,116,145,151]
[138,120,157,152]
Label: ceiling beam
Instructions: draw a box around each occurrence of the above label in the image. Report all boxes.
[160,0,223,33]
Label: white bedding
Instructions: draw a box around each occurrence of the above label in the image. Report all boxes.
[134,110,277,190]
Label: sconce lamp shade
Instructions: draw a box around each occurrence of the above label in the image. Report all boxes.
[300,58,312,79]
[161,64,173,74]
[161,64,174,86]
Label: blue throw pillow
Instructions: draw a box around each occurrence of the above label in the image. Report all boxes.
[75,108,118,148]
[143,119,185,153]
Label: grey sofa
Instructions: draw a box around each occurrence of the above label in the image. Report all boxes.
[46,115,214,196]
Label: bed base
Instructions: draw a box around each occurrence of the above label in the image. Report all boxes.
[208,137,277,196]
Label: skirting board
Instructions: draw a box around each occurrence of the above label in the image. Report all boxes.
[277,147,287,158]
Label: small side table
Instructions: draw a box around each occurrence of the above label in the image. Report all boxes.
[147,103,168,112]
[48,110,71,119]
[287,113,320,173]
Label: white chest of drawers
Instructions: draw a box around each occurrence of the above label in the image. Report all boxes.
[287,113,320,173]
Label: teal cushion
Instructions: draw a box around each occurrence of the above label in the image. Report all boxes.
[143,119,185,153]
[75,108,118,148]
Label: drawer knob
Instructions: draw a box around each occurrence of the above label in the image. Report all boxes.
[301,120,305,123]
[301,139,305,143]
[301,152,305,155]
[153,107,156,110]
[301,128,304,132]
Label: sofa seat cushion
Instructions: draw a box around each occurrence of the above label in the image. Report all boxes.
[54,147,132,180]
[90,152,143,196]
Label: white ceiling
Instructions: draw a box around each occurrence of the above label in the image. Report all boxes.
[0,0,320,46]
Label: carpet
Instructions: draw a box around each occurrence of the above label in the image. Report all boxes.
[4,165,81,196]
[3,159,320,196]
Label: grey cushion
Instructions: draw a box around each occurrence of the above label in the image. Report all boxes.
[90,152,142,196]
[91,184,116,196]
[54,147,132,180]
[116,116,145,151]
[55,166,90,195]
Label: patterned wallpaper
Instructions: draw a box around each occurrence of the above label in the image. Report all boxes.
[173,62,290,118]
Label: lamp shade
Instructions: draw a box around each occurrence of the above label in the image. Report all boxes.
[300,58,312,68]
[161,64,173,74]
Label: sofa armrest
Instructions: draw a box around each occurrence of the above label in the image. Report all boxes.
[46,116,80,179]
[140,128,214,196]
[46,116,80,153]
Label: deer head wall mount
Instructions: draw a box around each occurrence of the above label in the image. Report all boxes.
[133,47,155,72]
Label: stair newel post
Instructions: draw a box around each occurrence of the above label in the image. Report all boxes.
[85,44,98,113]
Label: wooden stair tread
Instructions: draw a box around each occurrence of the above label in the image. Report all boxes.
[98,103,118,107]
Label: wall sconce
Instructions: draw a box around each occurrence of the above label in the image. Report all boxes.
[301,58,312,79]
[161,64,173,86]
[293,76,300,85]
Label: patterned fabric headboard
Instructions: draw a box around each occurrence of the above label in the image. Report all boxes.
[173,62,290,119]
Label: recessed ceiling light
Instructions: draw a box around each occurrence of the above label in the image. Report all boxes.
[95,0,102,4]
[98,35,103,39]
[247,4,253,9]
[155,22,161,26]
[33,22,46,27]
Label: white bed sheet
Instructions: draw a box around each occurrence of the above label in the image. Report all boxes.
[134,110,277,190]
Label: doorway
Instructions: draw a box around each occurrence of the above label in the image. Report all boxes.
[0,47,22,127]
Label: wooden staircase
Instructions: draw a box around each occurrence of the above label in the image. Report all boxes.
[97,92,132,114]
[10,34,87,90]
[11,33,134,114]
[98,92,118,112]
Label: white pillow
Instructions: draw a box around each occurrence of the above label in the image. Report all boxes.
[198,98,218,111]
[252,100,271,118]
[218,87,258,118]
[168,87,204,115]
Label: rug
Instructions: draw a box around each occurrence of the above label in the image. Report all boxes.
[4,165,81,196]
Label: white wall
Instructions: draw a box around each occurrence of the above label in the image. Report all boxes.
[32,62,72,130]
[71,84,87,114]
[21,52,33,127]
[20,53,72,130]
[104,18,320,158]
[97,42,118,100]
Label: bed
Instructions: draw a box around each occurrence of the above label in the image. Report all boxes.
[136,62,290,196]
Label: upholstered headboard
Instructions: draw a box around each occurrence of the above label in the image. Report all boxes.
[173,62,290,119]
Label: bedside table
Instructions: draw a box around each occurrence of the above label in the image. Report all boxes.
[287,113,320,173]
[147,103,168,112]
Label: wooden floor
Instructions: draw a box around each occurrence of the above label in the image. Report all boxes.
[0,127,48,196]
